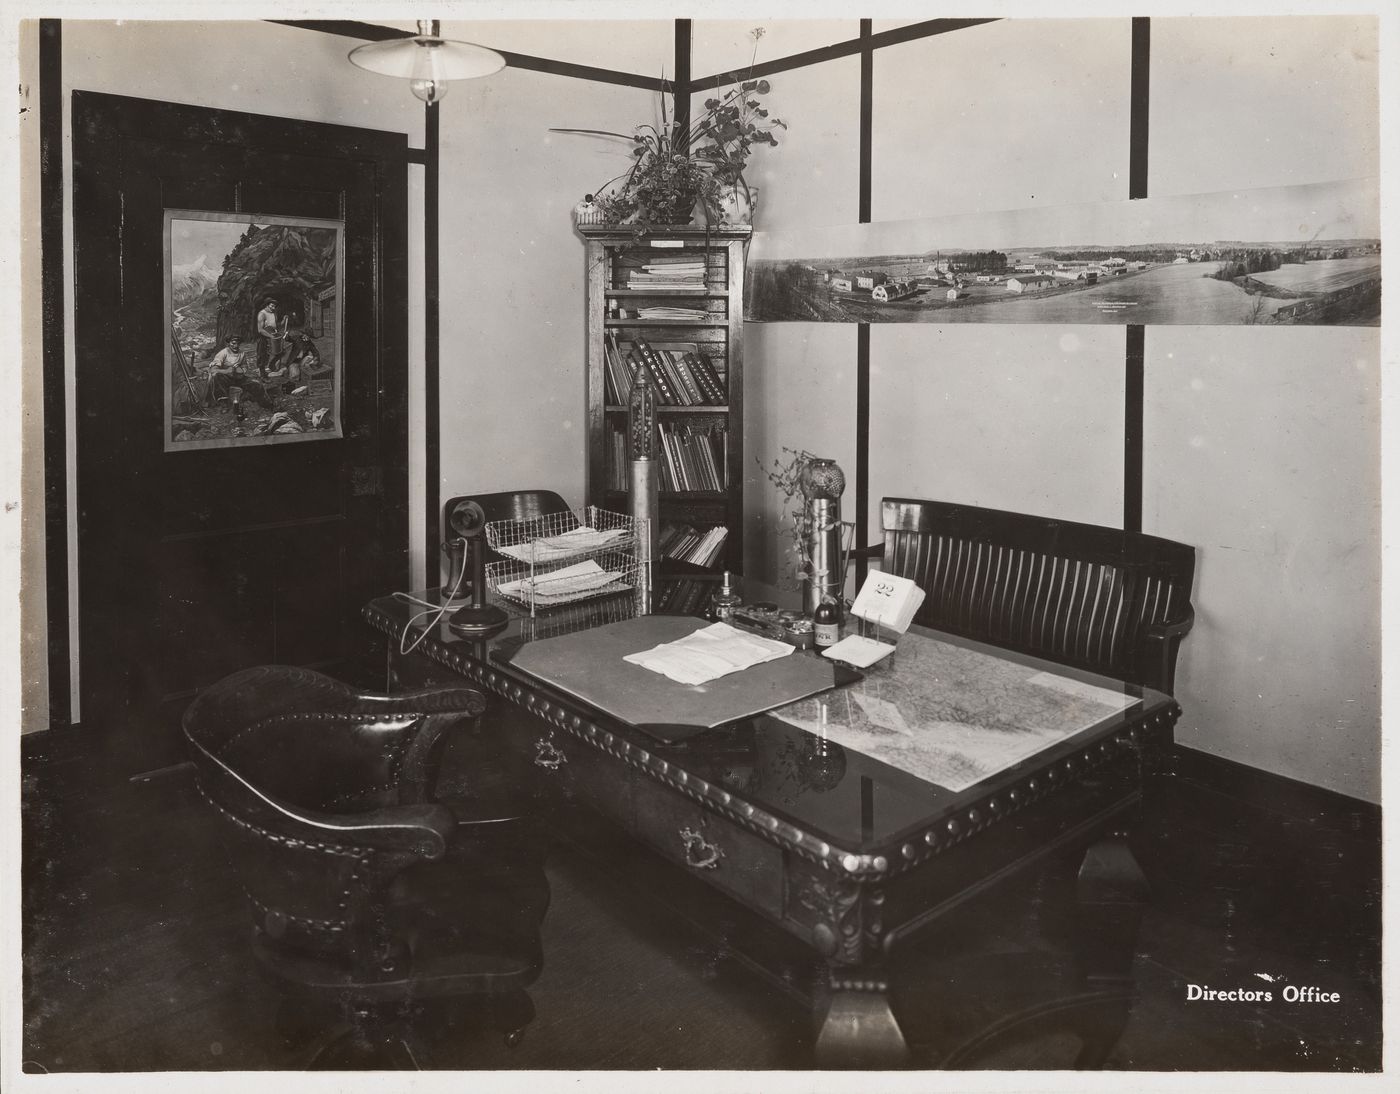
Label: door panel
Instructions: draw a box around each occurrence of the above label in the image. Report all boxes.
[72,92,409,773]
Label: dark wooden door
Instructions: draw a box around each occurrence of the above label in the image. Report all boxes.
[71,92,409,773]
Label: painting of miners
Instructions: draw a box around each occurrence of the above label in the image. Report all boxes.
[164,209,343,451]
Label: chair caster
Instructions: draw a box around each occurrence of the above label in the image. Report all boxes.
[504,1028,526,1049]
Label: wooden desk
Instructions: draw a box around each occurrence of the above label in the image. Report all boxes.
[365,590,1180,1067]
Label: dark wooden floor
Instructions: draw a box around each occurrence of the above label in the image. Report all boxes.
[20,737,1381,1075]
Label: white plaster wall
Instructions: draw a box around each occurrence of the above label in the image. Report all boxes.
[17,23,45,731]
[1140,15,1383,801]
[443,19,674,77]
[691,20,858,81]
[1143,327,1381,802]
[1149,16,1380,197]
[30,20,428,729]
[725,53,861,602]
[871,19,1132,220]
[743,322,858,606]
[436,67,652,534]
[866,325,1125,537]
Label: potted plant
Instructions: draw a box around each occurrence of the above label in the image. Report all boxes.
[554,28,785,231]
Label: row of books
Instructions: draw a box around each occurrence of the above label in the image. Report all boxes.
[625,257,708,291]
[603,336,727,407]
[634,305,709,321]
[659,522,729,568]
[655,577,717,615]
[659,422,726,493]
[603,421,729,494]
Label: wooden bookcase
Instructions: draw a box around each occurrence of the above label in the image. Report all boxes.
[580,224,749,575]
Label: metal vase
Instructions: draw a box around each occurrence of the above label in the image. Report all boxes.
[804,496,843,617]
[800,457,847,617]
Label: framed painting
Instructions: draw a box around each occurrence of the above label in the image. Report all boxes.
[163,209,345,451]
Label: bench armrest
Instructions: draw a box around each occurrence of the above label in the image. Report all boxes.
[1138,605,1196,695]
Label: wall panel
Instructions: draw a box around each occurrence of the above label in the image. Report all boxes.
[1143,326,1381,802]
[1149,16,1380,197]
[743,323,858,603]
[438,69,652,521]
[867,324,1125,538]
[870,19,1132,222]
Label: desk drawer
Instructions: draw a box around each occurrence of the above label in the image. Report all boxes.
[522,722,633,829]
[630,774,785,919]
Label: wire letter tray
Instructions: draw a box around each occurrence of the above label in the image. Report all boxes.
[485,507,643,616]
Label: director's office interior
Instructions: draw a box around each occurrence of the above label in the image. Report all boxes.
[11,10,1385,1079]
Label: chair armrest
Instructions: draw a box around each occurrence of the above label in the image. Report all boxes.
[209,747,457,861]
[849,542,885,563]
[300,801,458,860]
[392,689,490,804]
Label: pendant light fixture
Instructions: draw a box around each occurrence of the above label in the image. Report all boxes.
[348,20,505,104]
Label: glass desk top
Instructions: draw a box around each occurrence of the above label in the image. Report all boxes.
[367,586,1174,860]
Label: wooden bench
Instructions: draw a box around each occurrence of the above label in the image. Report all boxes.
[869,497,1196,693]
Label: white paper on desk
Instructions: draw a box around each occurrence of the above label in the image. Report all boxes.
[821,633,897,668]
[624,621,793,686]
[495,525,628,564]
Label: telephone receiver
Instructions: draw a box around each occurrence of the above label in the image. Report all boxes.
[445,499,508,637]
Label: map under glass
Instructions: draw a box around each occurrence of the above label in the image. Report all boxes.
[770,632,1138,793]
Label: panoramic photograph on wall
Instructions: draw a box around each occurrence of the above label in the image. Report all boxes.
[164,209,344,451]
[745,177,1379,327]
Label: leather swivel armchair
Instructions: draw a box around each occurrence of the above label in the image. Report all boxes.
[182,665,549,1068]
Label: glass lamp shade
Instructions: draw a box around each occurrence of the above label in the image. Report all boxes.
[348,33,505,103]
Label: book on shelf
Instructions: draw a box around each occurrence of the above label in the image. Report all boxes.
[656,576,713,615]
[683,352,726,405]
[655,421,726,493]
[626,259,706,291]
[658,349,696,406]
[658,521,729,568]
[603,332,635,405]
[663,349,705,406]
[633,340,680,406]
[635,305,709,321]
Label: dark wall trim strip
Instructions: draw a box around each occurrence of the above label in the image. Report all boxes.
[424,98,441,584]
[1124,19,1150,533]
[854,22,873,589]
[493,50,667,91]
[270,19,410,43]
[1124,326,1145,533]
[1129,17,1151,201]
[692,18,998,90]
[40,19,70,729]
[674,20,692,149]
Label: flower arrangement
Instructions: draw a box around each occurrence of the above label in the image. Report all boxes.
[554,28,786,230]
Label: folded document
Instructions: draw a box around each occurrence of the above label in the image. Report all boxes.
[623,621,794,686]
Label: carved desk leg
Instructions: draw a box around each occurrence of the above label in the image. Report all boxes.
[1072,831,1148,1067]
[802,877,911,1069]
[814,964,911,1069]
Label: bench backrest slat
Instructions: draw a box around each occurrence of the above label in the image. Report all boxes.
[879,498,1195,692]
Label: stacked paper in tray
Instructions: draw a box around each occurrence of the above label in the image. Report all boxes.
[495,559,628,605]
[494,525,628,564]
[623,621,793,685]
